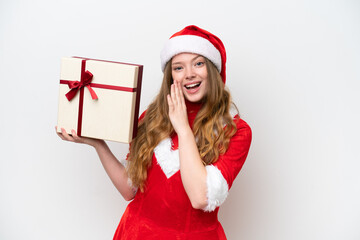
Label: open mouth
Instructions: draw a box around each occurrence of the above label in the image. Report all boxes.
[184,82,201,90]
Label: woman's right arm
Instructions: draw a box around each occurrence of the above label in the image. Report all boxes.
[56,127,137,201]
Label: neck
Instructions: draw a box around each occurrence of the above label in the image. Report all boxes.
[185,99,203,113]
[185,99,203,128]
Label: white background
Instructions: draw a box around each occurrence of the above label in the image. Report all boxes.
[0,0,359,239]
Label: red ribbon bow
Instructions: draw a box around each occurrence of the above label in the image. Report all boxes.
[65,70,98,101]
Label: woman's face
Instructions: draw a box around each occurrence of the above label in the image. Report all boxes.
[171,53,209,103]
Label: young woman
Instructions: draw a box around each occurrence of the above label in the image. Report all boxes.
[57,25,252,240]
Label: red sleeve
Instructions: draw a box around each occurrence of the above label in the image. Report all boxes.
[212,117,252,189]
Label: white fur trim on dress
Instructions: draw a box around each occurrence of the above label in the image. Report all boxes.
[203,165,229,212]
[160,35,222,72]
[154,138,180,178]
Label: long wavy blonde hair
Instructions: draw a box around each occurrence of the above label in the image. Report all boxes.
[127,57,238,191]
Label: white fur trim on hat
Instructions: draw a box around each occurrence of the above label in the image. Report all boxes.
[160,35,222,72]
[203,165,229,212]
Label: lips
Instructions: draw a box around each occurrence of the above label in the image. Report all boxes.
[184,82,201,89]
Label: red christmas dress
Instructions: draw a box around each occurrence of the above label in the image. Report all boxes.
[113,102,252,240]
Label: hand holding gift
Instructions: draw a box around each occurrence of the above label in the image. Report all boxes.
[55,126,104,148]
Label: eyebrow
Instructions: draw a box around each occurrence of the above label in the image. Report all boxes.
[172,55,203,65]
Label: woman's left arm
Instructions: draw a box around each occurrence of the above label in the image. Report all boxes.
[167,82,208,209]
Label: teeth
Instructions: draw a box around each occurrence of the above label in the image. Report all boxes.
[185,82,201,89]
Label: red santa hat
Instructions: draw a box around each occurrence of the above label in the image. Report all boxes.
[160,25,227,83]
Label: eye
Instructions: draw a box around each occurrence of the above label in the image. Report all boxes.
[195,61,205,67]
[173,66,183,71]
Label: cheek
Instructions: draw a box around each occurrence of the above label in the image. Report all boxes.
[202,76,210,94]
[172,75,182,84]
[201,69,208,79]
[171,72,179,83]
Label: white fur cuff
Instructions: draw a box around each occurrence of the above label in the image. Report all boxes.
[203,165,229,212]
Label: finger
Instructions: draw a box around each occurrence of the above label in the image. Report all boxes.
[176,82,185,106]
[167,94,174,111]
[71,129,78,138]
[174,82,182,105]
[71,129,86,144]
[56,131,66,141]
[55,126,65,139]
[55,126,62,135]
[170,84,176,103]
[178,83,186,107]
[71,129,81,142]
[175,82,185,111]
[60,128,75,142]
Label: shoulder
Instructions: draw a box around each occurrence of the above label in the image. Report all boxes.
[229,105,251,132]
[234,117,251,132]
[231,116,252,144]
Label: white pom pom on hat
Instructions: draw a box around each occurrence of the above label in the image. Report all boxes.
[160,25,227,83]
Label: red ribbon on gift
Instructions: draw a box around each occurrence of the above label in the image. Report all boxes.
[60,58,140,138]
[65,70,98,101]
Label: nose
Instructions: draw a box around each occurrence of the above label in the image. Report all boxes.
[185,66,196,80]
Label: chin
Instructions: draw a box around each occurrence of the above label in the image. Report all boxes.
[185,95,203,103]
[183,88,206,103]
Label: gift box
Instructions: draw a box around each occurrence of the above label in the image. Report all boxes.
[56,57,143,143]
